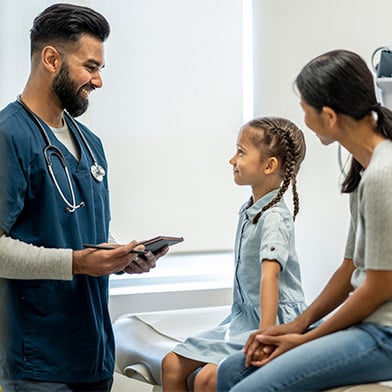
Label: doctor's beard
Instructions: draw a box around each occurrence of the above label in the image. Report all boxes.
[52,61,89,118]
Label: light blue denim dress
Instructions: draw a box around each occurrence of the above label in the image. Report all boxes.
[173,189,306,364]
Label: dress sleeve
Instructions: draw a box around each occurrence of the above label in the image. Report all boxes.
[259,210,290,270]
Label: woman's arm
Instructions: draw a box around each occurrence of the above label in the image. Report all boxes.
[291,257,356,329]
[252,268,392,367]
[302,268,392,340]
[259,260,281,328]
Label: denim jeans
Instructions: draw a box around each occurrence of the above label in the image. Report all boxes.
[0,377,113,392]
[217,323,392,391]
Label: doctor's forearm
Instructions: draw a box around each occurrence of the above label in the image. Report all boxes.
[0,233,73,280]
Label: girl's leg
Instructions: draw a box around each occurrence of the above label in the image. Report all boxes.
[217,351,259,391]
[193,363,217,392]
[161,351,204,392]
[226,324,392,392]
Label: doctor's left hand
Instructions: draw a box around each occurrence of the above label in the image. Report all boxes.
[72,241,166,276]
[122,245,169,274]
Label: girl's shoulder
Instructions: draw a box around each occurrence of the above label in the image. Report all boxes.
[260,201,293,228]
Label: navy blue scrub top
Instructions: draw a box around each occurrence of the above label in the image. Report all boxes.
[0,101,113,383]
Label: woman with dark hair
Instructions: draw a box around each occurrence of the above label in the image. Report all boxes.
[216,49,392,391]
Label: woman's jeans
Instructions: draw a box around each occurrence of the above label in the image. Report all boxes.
[217,323,392,391]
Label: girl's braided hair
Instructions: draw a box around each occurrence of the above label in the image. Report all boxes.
[245,117,306,224]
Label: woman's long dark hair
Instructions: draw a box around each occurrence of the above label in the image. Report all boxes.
[295,49,392,193]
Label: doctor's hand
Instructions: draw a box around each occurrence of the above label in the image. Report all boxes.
[72,241,152,276]
[122,245,169,275]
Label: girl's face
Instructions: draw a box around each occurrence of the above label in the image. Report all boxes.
[229,127,269,188]
[300,98,335,145]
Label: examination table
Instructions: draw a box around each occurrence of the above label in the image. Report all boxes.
[112,306,392,392]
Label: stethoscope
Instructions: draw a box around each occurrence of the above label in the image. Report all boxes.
[17,96,106,213]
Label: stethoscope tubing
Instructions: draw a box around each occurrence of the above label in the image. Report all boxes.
[17,96,100,167]
[17,96,104,212]
[44,144,85,212]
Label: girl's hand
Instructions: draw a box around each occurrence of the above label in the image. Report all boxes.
[244,328,268,367]
[249,333,306,367]
[244,320,304,367]
[246,344,274,366]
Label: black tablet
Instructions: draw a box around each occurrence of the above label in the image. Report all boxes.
[140,236,184,253]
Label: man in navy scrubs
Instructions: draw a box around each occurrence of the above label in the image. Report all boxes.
[0,4,167,391]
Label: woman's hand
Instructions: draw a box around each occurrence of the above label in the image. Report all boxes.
[248,333,306,367]
[244,320,305,367]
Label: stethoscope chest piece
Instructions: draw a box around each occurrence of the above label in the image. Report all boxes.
[91,163,105,182]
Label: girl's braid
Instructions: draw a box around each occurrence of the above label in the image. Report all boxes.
[280,128,302,220]
[249,118,305,224]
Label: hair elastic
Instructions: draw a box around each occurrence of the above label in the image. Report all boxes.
[372,102,382,112]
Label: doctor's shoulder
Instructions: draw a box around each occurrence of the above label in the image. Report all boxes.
[0,101,20,129]
[0,101,44,145]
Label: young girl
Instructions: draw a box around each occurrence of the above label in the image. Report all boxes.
[161,117,307,392]
[217,50,392,391]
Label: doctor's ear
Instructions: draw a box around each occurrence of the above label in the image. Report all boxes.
[41,46,63,73]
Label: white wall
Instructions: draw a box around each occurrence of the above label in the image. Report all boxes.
[252,0,392,302]
[87,0,246,252]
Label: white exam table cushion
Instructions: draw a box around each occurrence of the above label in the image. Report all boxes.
[113,306,230,385]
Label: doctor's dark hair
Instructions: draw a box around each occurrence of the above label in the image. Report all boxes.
[30,3,110,56]
[295,49,392,193]
[244,117,306,224]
